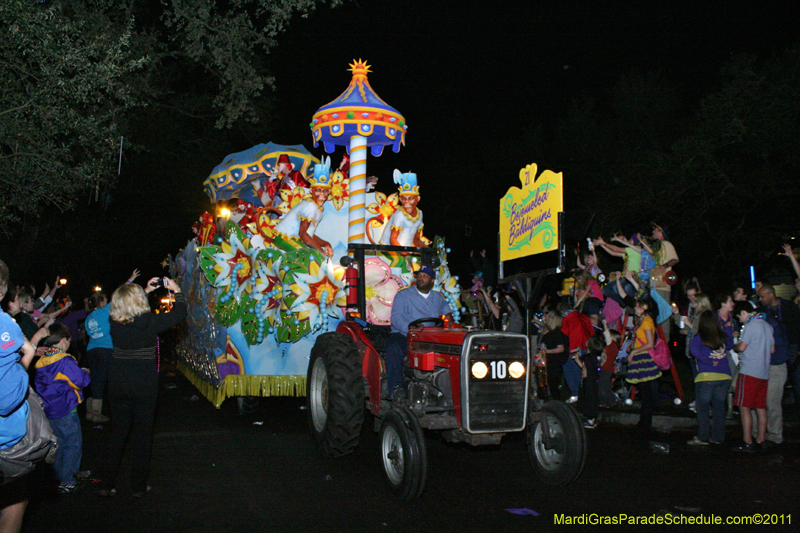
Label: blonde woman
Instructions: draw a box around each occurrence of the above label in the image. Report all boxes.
[684,293,713,382]
[98,277,186,498]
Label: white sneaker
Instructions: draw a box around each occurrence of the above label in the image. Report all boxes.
[584,418,597,429]
[566,396,578,404]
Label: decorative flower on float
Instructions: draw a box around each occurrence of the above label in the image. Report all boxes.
[289,258,346,332]
[277,186,309,213]
[253,207,279,242]
[329,169,349,211]
[208,225,258,304]
[363,257,405,325]
[367,191,399,221]
[246,249,285,343]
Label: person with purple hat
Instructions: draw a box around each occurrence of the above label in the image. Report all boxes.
[385,265,453,400]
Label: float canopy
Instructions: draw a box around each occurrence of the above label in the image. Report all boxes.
[310,60,407,157]
[203,142,318,204]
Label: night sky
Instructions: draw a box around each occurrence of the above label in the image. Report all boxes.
[5,0,797,294]
[269,0,796,274]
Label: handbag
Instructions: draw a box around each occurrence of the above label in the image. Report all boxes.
[0,388,58,485]
[648,331,672,370]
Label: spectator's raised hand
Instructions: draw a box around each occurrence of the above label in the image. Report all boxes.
[129,269,141,283]
[781,243,794,257]
[612,234,630,245]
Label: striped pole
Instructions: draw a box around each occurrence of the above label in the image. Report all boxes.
[348,135,368,243]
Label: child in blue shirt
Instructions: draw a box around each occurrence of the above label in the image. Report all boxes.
[34,324,90,493]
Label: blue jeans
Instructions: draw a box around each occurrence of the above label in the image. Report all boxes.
[602,280,636,306]
[49,410,83,485]
[563,357,582,397]
[385,333,408,394]
[695,379,731,443]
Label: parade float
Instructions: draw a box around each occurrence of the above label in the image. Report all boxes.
[171,60,462,407]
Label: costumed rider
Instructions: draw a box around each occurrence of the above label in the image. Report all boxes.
[381,170,428,247]
[385,266,453,400]
[257,153,310,207]
[274,156,334,258]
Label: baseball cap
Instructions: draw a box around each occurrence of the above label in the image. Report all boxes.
[418,265,436,278]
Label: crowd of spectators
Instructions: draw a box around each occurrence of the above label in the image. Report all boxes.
[464,227,800,452]
[0,259,186,529]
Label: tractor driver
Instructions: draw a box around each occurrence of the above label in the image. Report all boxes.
[385,266,453,400]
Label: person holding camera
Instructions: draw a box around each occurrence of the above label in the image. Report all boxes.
[97,276,186,497]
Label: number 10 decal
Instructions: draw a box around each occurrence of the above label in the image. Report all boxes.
[489,360,507,379]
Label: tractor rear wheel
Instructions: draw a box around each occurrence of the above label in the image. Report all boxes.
[307,332,364,457]
[379,406,427,500]
[527,401,587,486]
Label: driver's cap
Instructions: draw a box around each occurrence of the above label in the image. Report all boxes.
[418,265,436,279]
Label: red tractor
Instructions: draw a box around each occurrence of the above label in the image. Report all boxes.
[306,244,587,500]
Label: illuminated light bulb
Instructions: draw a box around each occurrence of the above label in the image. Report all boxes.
[471,361,488,379]
[508,361,526,379]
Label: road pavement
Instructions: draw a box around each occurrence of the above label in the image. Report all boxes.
[17,365,800,533]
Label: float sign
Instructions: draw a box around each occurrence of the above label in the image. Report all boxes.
[499,163,563,261]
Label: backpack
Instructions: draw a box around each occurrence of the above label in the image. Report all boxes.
[764,303,789,365]
[649,330,672,370]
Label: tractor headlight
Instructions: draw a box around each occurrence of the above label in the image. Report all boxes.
[508,361,525,379]
[471,361,488,379]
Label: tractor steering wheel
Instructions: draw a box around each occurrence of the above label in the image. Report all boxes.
[408,317,444,329]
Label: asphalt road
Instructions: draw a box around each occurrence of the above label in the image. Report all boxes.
[18,366,800,533]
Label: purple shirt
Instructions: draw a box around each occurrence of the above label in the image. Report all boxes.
[57,309,88,344]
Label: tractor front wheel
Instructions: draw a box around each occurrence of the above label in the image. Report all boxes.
[379,406,427,500]
[527,401,587,486]
[307,332,364,457]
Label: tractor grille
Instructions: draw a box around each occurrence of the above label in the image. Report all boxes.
[461,332,529,433]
